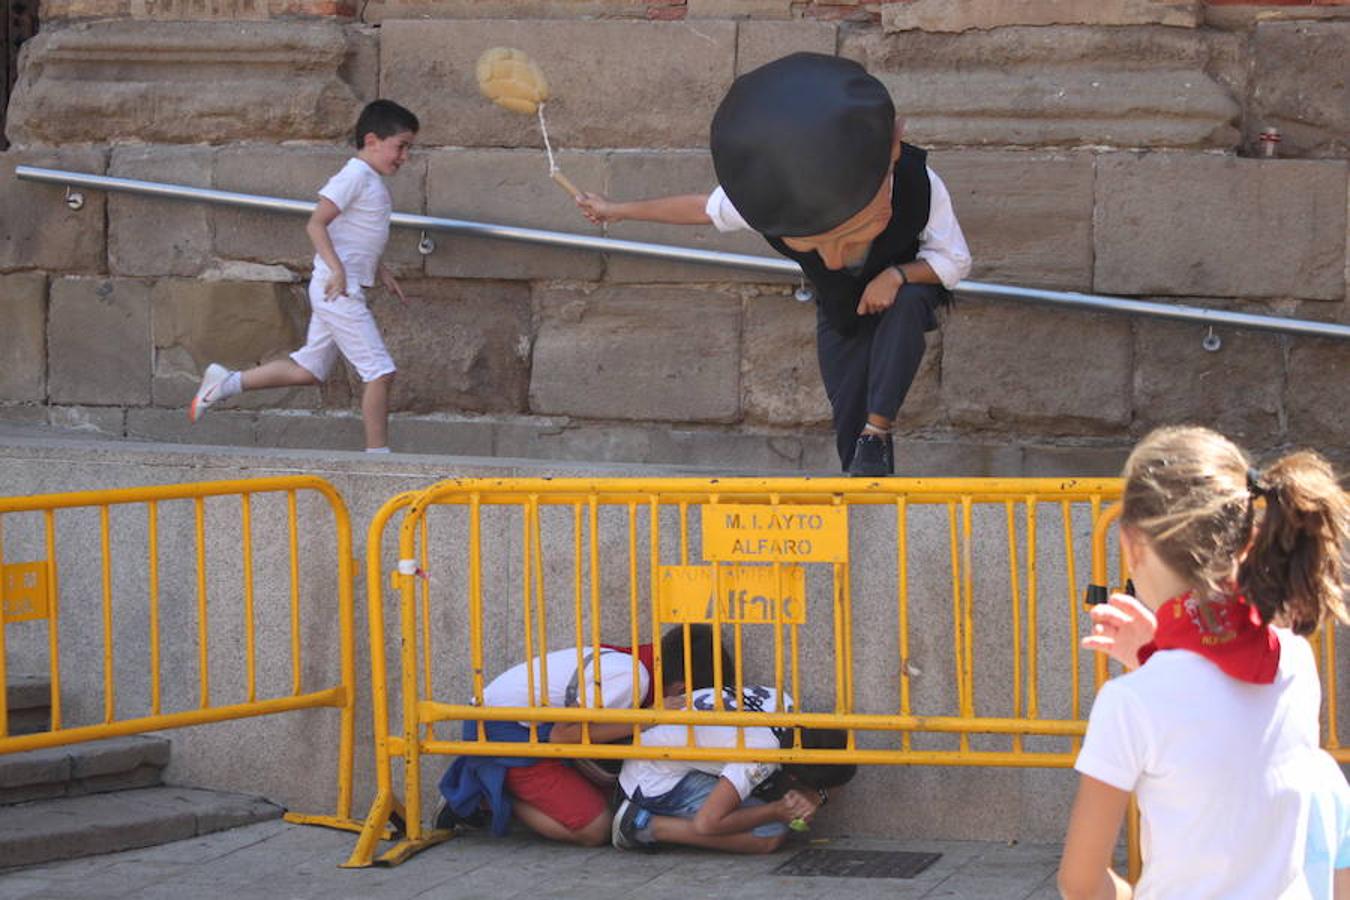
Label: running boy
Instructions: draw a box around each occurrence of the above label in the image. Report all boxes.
[188,99,419,453]
[612,684,857,854]
[437,625,732,846]
[576,53,971,477]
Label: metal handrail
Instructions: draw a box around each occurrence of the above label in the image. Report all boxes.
[17,164,1349,342]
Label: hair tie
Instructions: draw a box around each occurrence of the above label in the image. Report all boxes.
[1246,467,1268,498]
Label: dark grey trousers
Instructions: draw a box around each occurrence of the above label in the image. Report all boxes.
[815,283,942,471]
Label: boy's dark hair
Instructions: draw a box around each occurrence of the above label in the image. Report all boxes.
[658,624,733,692]
[354,99,420,149]
[778,727,857,790]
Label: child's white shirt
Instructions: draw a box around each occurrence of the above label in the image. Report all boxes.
[620,685,794,802]
[481,647,649,727]
[314,157,392,291]
[1075,628,1324,899]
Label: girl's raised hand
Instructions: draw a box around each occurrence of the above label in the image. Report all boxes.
[1082,593,1157,671]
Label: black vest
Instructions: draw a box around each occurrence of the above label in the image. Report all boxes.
[767,142,934,337]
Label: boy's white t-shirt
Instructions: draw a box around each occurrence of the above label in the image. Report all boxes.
[482,647,650,727]
[1075,628,1324,899]
[620,685,794,802]
[314,157,392,291]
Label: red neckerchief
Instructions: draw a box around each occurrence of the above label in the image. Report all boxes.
[600,642,656,706]
[1136,591,1280,684]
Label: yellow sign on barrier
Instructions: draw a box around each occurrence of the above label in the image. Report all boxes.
[658,564,807,625]
[702,504,848,562]
[2,562,48,624]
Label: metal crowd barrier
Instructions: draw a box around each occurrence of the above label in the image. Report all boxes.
[0,477,362,834]
[347,476,1127,867]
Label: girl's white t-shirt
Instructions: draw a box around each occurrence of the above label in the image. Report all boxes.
[1076,628,1325,899]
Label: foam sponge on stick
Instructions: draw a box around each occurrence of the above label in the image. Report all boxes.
[476,47,582,199]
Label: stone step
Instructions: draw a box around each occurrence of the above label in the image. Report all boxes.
[0,735,171,806]
[0,785,283,870]
[5,675,53,736]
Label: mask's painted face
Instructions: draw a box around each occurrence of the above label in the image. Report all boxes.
[781,173,894,270]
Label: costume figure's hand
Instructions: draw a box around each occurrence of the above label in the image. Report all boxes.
[379,265,407,304]
[576,192,619,225]
[856,267,902,316]
[323,268,346,301]
[1081,593,1158,670]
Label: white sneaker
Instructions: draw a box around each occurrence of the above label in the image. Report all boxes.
[188,363,230,423]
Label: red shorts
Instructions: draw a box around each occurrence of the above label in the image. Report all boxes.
[505,760,608,832]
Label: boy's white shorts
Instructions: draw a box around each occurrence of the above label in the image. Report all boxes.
[291,279,396,383]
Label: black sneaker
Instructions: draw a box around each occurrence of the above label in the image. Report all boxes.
[433,797,488,832]
[847,433,894,477]
[611,798,657,851]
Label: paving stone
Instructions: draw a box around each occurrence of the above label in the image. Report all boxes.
[108,146,214,279]
[48,279,152,407]
[1250,20,1350,159]
[0,273,47,403]
[1094,153,1347,301]
[736,20,837,74]
[530,284,742,423]
[883,0,1200,32]
[0,147,108,275]
[379,19,737,149]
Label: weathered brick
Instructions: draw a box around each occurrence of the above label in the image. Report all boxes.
[883,0,1200,32]
[212,145,426,277]
[688,0,793,17]
[932,150,1094,291]
[736,19,837,74]
[941,303,1132,433]
[531,284,742,422]
[49,278,153,406]
[109,146,214,278]
[603,151,773,283]
[0,147,108,274]
[424,149,604,281]
[1132,315,1284,447]
[0,273,49,402]
[378,279,533,414]
[1250,21,1350,159]
[379,19,736,148]
[1285,338,1349,451]
[1094,154,1347,301]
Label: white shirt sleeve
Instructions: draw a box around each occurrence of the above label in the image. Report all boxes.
[718,728,782,799]
[917,168,972,290]
[576,651,649,710]
[318,161,363,213]
[1074,680,1152,793]
[705,186,753,234]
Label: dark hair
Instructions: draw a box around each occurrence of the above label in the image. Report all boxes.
[779,727,857,790]
[1122,426,1348,635]
[354,99,419,149]
[658,624,733,691]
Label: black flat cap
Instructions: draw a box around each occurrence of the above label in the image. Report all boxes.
[710,53,895,238]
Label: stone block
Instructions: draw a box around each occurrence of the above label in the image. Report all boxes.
[1094,154,1347,301]
[1021,444,1131,478]
[125,407,258,446]
[341,25,380,105]
[1132,315,1285,447]
[255,411,365,450]
[736,20,836,73]
[531,284,742,422]
[941,303,1132,433]
[742,289,830,425]
[1251,21,1350,159]
[7,22,364,145]
[932,150,1094,292]
[378,279,533,414]
[109,146,214,278]
[364,0,653,21]
[843,28,1239,149]
[213,145,426,277]
[40,0,132,19]
[49,406,127,436]
[388,415,496,457]
[0,273,48,402]
[689,0,793,17]
[48,278,153,406]
[0,147,108,274]
[424,149,604,280]
[604,151,774,283]
[1285,339,1349,451]
[882,0,1200,32]
[0,404,48,425]
[150,280,304,407]
[380,19,737,148]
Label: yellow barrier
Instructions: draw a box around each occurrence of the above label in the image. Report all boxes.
[347,476,1126,867]
[0,477,362,834]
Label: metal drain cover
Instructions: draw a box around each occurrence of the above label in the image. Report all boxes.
[774,848,942,879]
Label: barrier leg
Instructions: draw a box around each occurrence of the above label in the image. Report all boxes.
[342,791,451,868]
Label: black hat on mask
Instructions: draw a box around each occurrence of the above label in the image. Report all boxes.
[709,53,895,238]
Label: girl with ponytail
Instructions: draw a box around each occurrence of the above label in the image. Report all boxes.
[1058,426,1350,899]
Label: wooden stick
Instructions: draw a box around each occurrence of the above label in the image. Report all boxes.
[550,169,583,199]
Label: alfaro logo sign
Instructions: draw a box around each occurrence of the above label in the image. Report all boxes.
[701,504,848,563]
[657,564,807,625]
[1,562,49,624]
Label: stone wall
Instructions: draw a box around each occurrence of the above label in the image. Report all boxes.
[1,1,1346,477]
